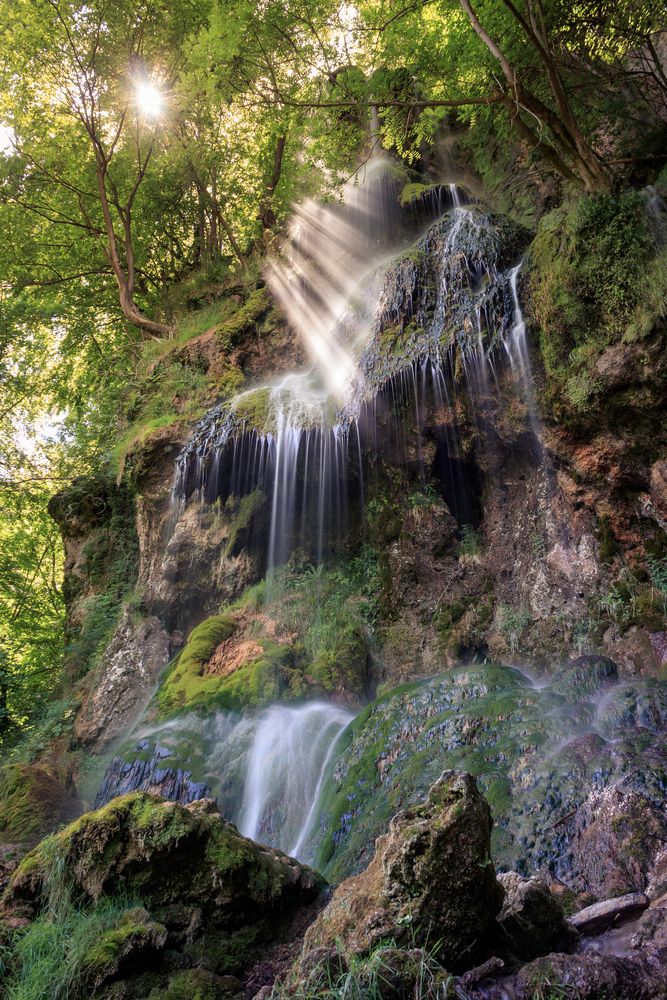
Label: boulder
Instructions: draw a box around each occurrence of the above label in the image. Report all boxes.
[303,771,503,971]
[514,950,667,1000]
[569,783,667,898]
[496,872,572,959]
[552,654,618,701]
[568,892,649,935]
[4,792,325,979]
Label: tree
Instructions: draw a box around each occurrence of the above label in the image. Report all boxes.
[0,0,210,338]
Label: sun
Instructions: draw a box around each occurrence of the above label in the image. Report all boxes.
[136,82,164,118]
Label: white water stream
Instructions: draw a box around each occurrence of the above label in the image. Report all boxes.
[238,701,353,860]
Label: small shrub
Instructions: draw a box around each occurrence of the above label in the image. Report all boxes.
[498,604,533,653]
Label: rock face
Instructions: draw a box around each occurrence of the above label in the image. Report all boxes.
[4,792,326,984]
[74,609,171,750]
[303,771,503,971]
[312,663,667,888]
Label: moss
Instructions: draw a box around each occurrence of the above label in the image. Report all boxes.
[232,386,272,433]
[527,190,662,425]
[157,614,236,714]
[596,515,618,564]
[224,489,265,557]
[0,764,81,843]
[148,969,235,1000]
[214,288,270,349]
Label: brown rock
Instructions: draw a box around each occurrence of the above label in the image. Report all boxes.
[303,771,503,971]
[568,893,649,935]
[570,784,667,898]
[650,460,667,523]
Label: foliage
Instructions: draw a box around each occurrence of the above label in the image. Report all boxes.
[529,191,666,418]
[272,940,453,999]
[498,604,533,653]
[457,524,482,558]
[0,894,145,1000]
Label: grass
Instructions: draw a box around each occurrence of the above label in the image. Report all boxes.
[0,892,146,1000]
[272,940,454,1000]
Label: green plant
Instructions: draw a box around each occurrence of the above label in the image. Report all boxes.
[457,524,482,558]
[498,604,533,653]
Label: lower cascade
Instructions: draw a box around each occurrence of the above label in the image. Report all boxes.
[97,701,353,864]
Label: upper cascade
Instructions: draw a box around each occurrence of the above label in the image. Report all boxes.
[170,200,531,557]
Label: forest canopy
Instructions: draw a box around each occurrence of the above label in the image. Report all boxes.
[0,0,665,738]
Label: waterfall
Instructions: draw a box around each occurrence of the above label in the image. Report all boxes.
[98,701,353,865]
[238,702,353,859]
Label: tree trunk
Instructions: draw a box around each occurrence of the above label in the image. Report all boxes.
[458,0,612,192]
[259,133,287,231]
[95,161,172,338]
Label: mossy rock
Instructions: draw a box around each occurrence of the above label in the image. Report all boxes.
[156,609,303,717]
[0,764,83,844]
[5,793,325,977]
[310,665,667,888]
[81,907,168,994]
[147,968,240,1000]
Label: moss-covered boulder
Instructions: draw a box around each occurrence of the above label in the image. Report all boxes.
[311,665,667,891]
[0,764,83,845]
[4,793,325,978]
[303,771,502,971]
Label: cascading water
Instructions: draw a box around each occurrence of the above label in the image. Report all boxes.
[171,201,532,559]
[106,167,543,864]
[98,702,353,864]
[237,702,353,858]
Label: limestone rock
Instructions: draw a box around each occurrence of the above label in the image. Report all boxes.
[553,654,618,701]
[74,610,171,750]
[569,783,667,898]
[303,771,503,971]
[5,792,325,978]
[513,950,667,1000]
[497,872,572,959]
[568,892,649,935]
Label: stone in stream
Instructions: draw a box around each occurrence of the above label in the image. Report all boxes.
[302,771,503,972]
[568,892,650,935]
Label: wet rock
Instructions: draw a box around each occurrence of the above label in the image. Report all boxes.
[568,892,649,935]
[303,771,503,970]
[5,792,325,977]
[74,610,171,751]
[95,747,209,808]
[314,664,667,888]
[497,872,572,959]
[569,784,667,898]
[513,950,667,1000]
[553,654,618,701]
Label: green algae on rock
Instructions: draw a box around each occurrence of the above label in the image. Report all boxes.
[309,663,667,893]
[4,793,325,983]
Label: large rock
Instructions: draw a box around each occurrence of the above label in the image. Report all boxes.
[4,793,325,979]
[303,771,503,971]
[513,950,667,1000]
[496,873,572,960]
[568,783,667,898]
